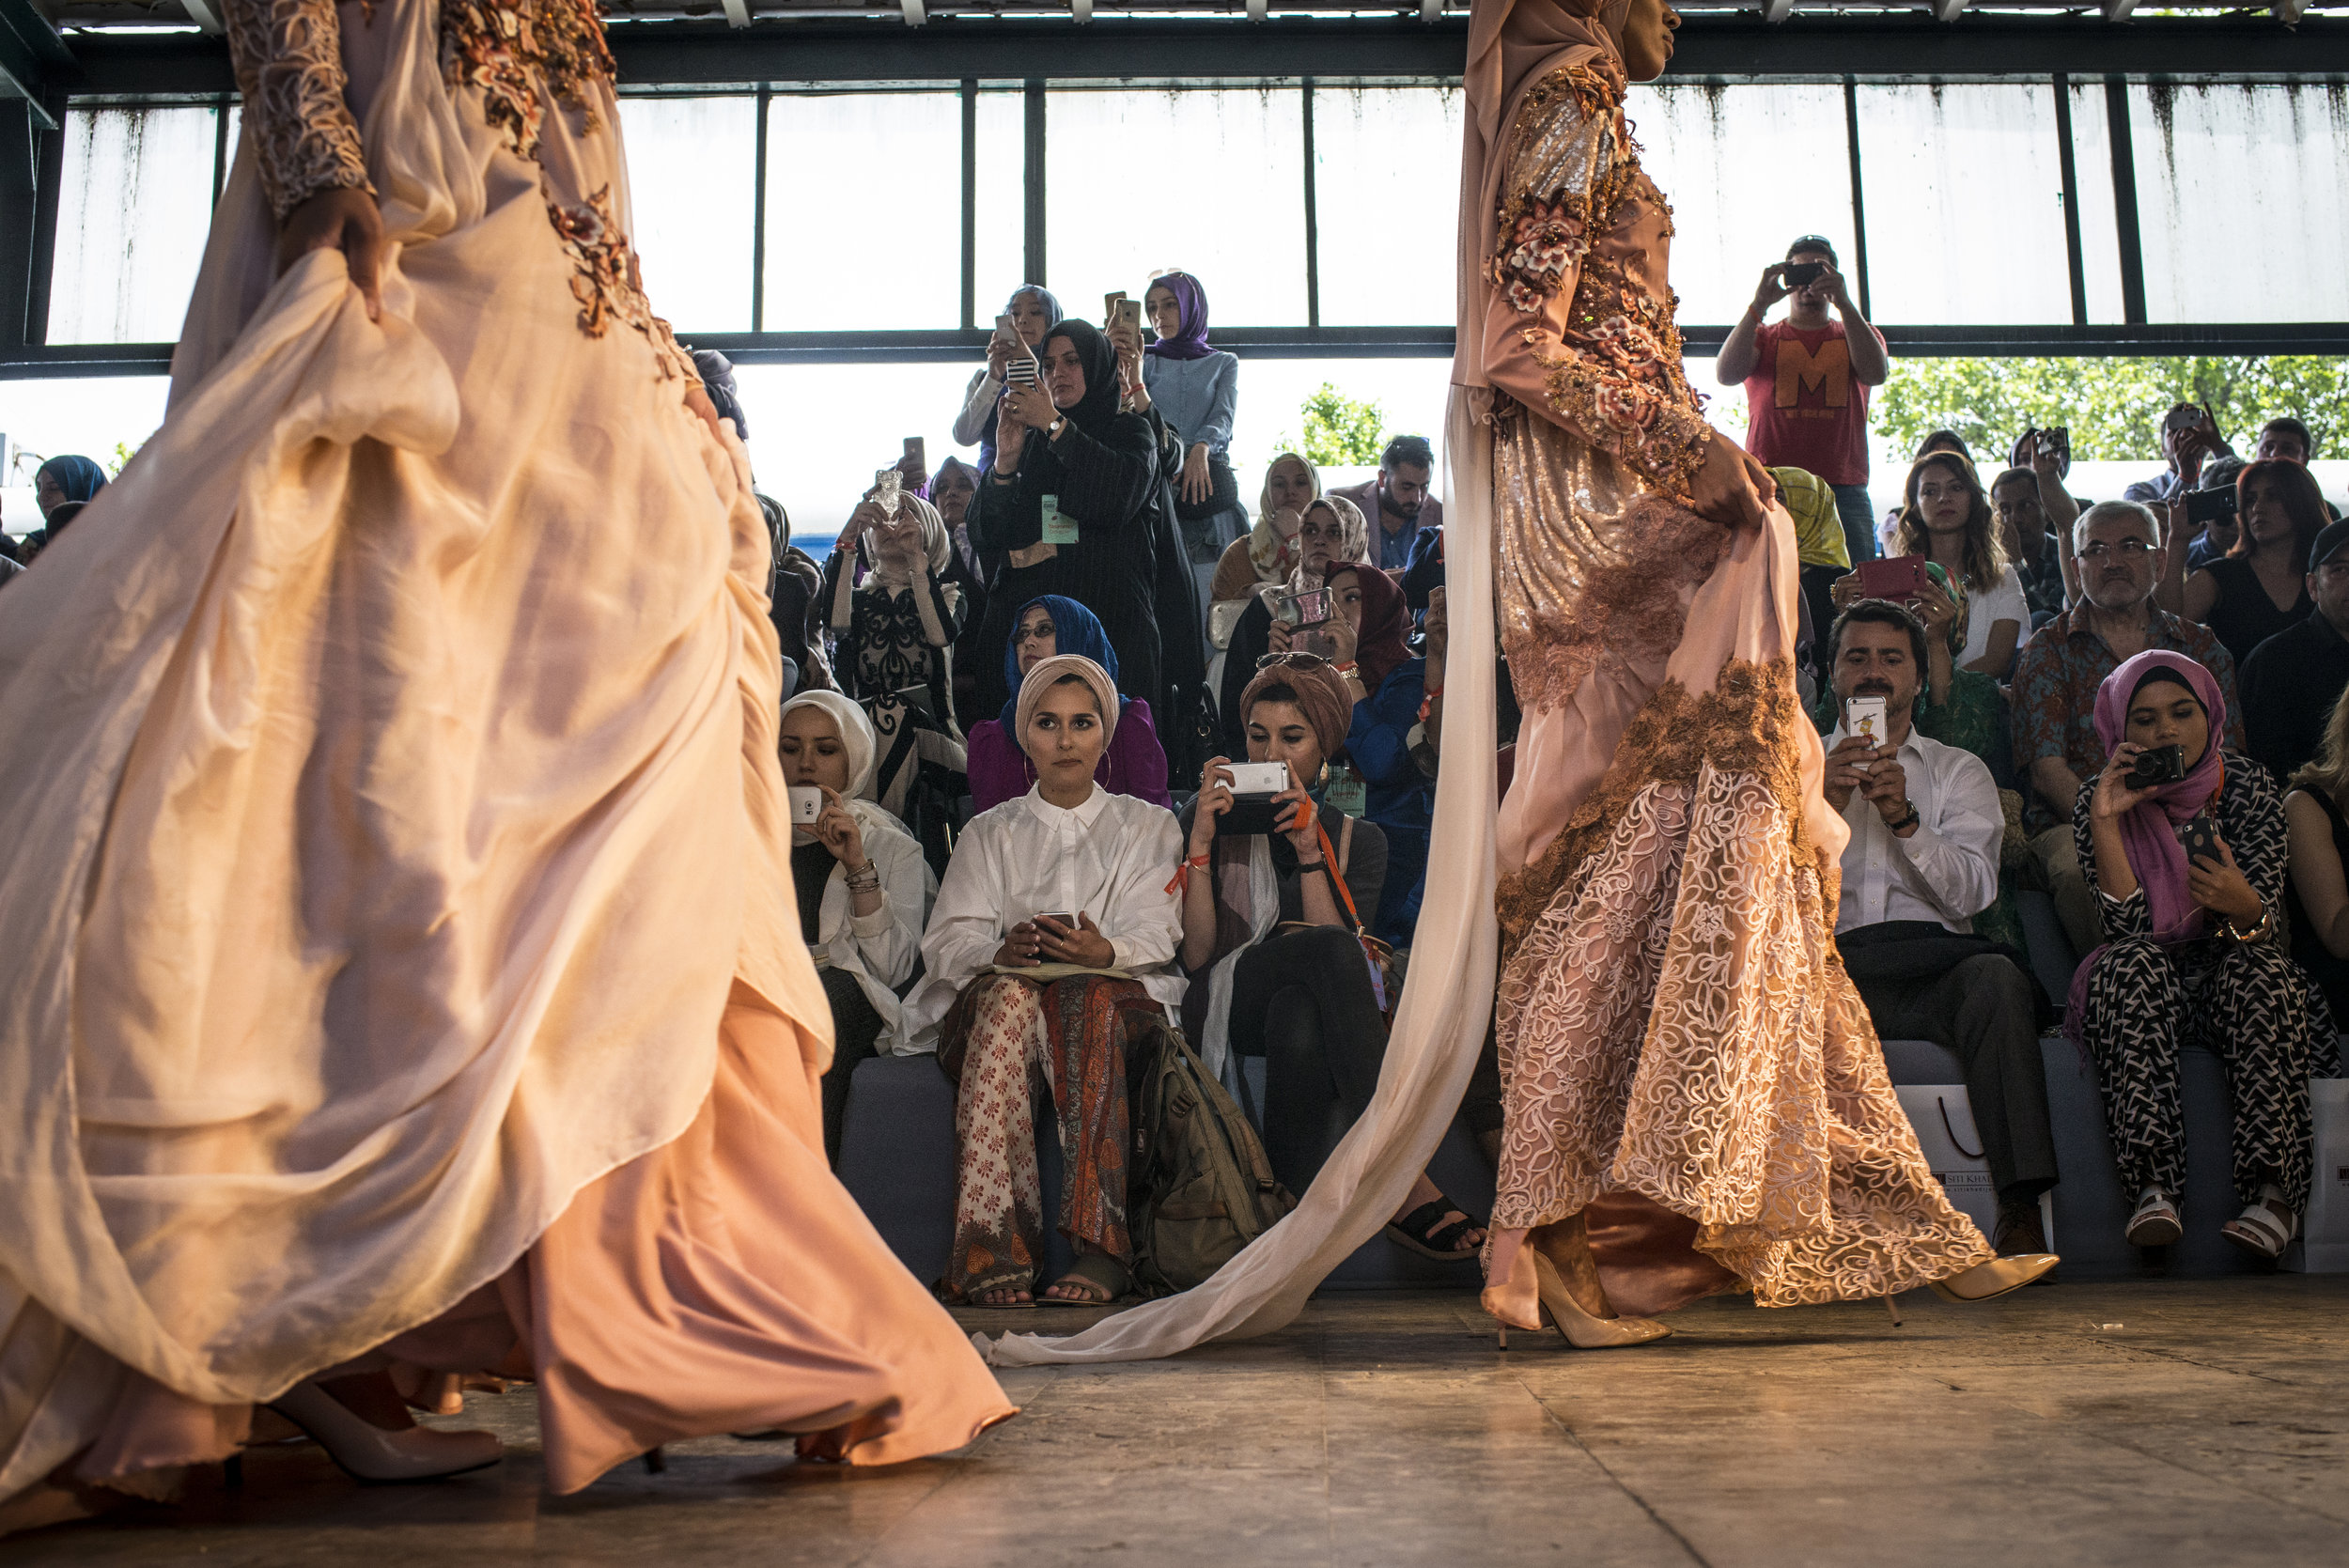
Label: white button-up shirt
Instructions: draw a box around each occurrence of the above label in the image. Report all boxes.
[1830,722,2003,935]
[908,783,1186,1041]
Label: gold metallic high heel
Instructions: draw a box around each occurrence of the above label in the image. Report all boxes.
[1927,1252,2060,1303]
[1529,1250,1672,1349]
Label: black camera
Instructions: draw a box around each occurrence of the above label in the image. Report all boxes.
[1781,261,1825,287]
[2126,743,2187,790]
[2185,486,2241,529]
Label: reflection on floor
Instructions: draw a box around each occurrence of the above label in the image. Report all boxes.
[17,1279,2349,1567]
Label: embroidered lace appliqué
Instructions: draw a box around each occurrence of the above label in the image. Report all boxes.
[222,0,376,221]
[1490,659,1993,1304]
[438,0,614,161]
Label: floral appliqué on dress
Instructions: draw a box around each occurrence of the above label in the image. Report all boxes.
[438,0,614,162]
[1492,59,1709,501]
[222,0,376,220]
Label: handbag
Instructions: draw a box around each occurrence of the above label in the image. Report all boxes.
[1173,450,1240,525]
[1306,814,1402,1023]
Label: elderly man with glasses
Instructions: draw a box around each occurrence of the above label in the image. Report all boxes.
[2011,500,2245,956]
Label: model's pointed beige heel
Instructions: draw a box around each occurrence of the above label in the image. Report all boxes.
[1927,1252,2060,1303]
[1530,1250,1672,1349]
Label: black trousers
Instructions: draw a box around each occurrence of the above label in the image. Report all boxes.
[1855,953,2056,1204]
[817,967,889,1171]
[1228,924,1389,1194]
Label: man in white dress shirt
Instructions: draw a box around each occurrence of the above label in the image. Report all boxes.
[1826,600,2058,1260]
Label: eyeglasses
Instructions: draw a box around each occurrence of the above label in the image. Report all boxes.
[1256,651,1334,671]
[2077,538,2154,560]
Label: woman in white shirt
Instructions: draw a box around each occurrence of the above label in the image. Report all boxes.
[779,691,934,1167]
[909,655,1184,1309]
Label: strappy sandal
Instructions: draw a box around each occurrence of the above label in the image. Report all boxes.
[2123,1188,2182,1248]
[957,1273,1036,1308]
[1384,1197,1486,1263]
[2220,1196,2298,1260]
[1037,1250,1131,1307]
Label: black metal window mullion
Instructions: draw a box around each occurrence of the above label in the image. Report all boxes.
[1301,78,1319,330]
[2103,74,2148,326]
[751,85,771,333]
[1022,79,1047,290]
[2051,73,2089,328]
[23,94,66,349]
[210,93,230,210]
[1841,76,1870,320]
[959,79,977,332]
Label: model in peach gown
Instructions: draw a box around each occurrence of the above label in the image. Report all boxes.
[0,0,1008,1527]
[1468,0,2049,1327]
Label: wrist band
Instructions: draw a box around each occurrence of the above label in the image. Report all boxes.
[1164,850,1212,895]
[1333,660,1360,679]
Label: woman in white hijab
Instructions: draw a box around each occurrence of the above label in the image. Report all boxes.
[778,691,936,1166]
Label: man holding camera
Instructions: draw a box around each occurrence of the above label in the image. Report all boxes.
[1331,434,1444,573]
[1826,599,2057,1260]
[2123,402,2235,507]
[1717,235,1889,567]
[2012,500,2244,956]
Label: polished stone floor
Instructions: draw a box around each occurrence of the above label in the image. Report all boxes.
[17,1278,2348,1566]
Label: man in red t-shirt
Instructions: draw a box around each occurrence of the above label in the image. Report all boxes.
[1717,235,1890,563]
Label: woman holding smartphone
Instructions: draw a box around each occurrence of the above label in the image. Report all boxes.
[2070,649,2334,1260]
[955,285,1062,472]
[910,656,1185,1307]
[777,691,932,1168]
[1180,658,1483,1261]
[1216,495,1389,755]
[2177,459,2326,668]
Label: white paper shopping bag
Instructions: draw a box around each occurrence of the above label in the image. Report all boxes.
[1896,1084,1999,1238]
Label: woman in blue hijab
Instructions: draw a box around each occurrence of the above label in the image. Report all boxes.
[35,455,108,519]
[962,593,1170,814]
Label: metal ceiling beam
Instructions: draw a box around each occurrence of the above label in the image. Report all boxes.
[0,0,77,126]
[55,15,2349,101]
[1935,0,1971,23]
[15,320,2349,378]
[179,0,226,34]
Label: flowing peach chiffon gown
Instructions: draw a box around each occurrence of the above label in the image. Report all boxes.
[0,0,1009,1512]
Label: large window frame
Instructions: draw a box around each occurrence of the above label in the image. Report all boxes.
[6,61,2347,375]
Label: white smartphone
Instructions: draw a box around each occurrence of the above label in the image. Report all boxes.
[1846,695,1889,752]
[1224,761,1290,797]
[788,786,825,825]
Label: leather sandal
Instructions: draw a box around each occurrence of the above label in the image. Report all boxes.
[2220,1196,2297,1260]
[1384,1197,1485,1262]
[1038,1250,1130,1307]
[2124,1188,2182,1248]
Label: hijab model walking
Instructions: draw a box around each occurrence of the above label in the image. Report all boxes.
[0,0,1008,1530]
[978,0,2049,1375]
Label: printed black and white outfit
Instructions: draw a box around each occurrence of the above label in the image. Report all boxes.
[2072,757,2340,1206]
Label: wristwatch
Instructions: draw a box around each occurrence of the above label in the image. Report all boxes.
[1885,802,1921,833]
[1047,415,1069,442]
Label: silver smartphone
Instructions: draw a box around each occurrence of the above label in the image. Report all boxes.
[788,786,825,825]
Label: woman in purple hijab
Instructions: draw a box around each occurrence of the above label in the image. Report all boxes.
[1113,272,1244,609]
[2070,647,2336,1262]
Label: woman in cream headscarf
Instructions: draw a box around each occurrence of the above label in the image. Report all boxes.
[1215,492,1377,754]
[908,655,1185,1309]
[778,691,936,1166]
[1206,451,1324,647]
[977,0,2046,1376]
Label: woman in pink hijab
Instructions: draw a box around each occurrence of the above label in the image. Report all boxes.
[2070,649,2335,1260]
